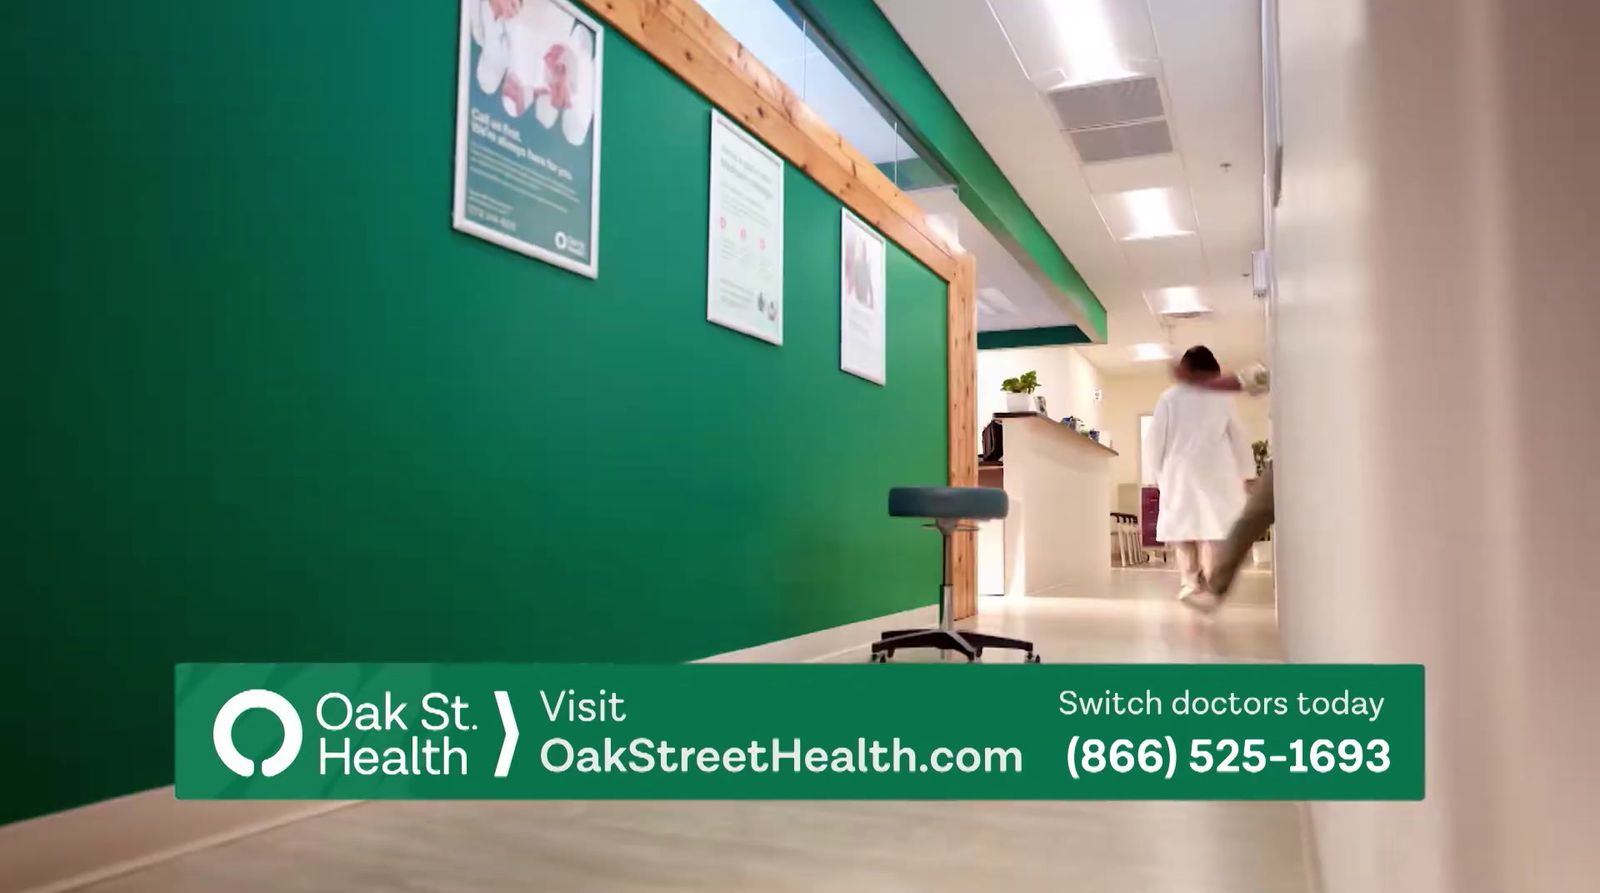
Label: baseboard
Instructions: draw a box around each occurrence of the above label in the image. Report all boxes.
[698,603,938,663]
[0,790,355,893]
[2,605,931,892]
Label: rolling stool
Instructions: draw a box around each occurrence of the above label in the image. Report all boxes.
[871,486,1040,663]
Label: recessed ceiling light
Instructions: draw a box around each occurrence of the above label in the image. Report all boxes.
[1133,342,1171,362]
[1114,188,1193,241]
[978,287,1018,314]
[1042,0,1134,86]
[925,213,962,251]
[1151,286,1208,315]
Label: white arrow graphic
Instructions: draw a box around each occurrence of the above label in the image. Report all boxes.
[493,691,518,778]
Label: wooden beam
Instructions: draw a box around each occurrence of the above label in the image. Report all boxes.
[588,0,961,281]
[947,253,978,619]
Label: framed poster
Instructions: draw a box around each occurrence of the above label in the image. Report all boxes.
[707,111,785,345]
[453,0,604,278]
[839,209,887,384]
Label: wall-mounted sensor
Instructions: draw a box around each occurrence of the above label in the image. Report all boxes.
[1251,250,1271,298]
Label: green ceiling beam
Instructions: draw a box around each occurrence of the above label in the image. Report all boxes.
[977,326,1094,351]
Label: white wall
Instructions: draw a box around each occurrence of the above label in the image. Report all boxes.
[1274,1,1600,890]
[1098,371,1167,510]
[976,344,1103,436]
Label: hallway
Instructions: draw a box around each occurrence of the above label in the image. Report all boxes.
[78,571,1311,893]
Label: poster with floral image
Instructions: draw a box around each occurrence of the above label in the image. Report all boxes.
[840,209,887,384]
[454,0,603,277]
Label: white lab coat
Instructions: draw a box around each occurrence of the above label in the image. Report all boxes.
[1144,384,1255,542]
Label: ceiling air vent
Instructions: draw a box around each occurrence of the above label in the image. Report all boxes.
[1067,120,1174,164]
[1046,75,1175,165]
[1046,75,1165,130]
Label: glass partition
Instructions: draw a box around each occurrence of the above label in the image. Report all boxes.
[697,0,954,192]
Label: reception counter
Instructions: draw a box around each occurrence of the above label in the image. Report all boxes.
[976,414,1116,597]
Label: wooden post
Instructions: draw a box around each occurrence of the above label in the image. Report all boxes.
[947,253,978,619]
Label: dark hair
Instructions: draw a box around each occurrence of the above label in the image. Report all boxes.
[1179,345,1221,375]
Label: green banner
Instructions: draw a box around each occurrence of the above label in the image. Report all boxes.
[176,664,1423,801]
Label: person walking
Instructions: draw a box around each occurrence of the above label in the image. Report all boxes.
[1144,346,1256,610]
[1173,361,1272,603]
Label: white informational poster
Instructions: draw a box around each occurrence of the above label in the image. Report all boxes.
[839,209,888,384]
[707,111,785,344]
[453,0,604,277]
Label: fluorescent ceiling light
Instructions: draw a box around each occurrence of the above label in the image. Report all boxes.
[1042,0,1134,86]
[1151,286,1208,315]
[926,213,962,251]
[978,287,1018,314]
[1116,188,1192,241]
[1133,342,1171,362]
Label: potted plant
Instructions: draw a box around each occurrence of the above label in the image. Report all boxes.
[1251,439,1273,568]
[1000,371,1040,413]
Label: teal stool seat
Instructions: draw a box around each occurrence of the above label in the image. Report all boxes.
[888,486,1008,521]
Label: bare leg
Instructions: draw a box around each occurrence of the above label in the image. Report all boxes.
[1210,463,1275,596]
[1172,541,1201,595]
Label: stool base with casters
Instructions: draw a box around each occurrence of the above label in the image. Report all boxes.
[871,627,1040,663]
[870,487,1040,664]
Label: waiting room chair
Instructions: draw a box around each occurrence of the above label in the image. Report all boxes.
[1110,512,1147,566]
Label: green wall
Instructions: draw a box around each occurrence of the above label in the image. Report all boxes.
[798,0,1107,340]
[2,1,948,824]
